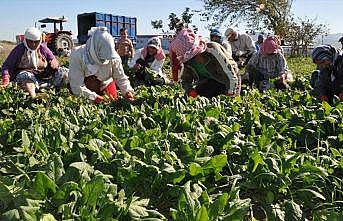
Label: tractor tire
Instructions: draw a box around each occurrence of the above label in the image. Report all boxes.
[54,33,74,56]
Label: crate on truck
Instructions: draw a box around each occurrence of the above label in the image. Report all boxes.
[77,12,137,44]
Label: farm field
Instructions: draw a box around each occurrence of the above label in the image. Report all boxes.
[0,42,343,220]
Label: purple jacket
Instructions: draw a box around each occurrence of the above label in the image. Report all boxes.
[1,43,55,81]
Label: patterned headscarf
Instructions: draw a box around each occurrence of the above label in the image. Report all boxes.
[261,36,280,56]
[170,29,207,63]
[312,45,337,63]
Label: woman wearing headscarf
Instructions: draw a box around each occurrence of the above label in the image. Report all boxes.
[69,27,134,104]
[1,27,67,98]
[128,37,169,86]
[245,36,293,91]
[311,45,343,102]
[169,29,240,98]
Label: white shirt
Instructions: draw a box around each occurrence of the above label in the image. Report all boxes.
[69,45,133,101]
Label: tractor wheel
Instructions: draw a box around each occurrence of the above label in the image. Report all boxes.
[54,33,74,56]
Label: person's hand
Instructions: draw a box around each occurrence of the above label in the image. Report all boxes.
[94,96,104,104]
[320,95,328,102]
[50,59,59,69]
[188,89,198,98]
[2,74,10,88]
[125,91,135,102]
[134,63,142,71]
[279,73,286,81]
[105,81,117,101]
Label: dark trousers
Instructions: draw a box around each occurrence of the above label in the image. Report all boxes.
[120,56,129,66]
[195,79,226,98]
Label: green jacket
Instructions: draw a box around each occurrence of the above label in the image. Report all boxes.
[181,42,240,95]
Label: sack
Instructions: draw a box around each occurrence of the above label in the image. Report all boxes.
[206,42,241,96]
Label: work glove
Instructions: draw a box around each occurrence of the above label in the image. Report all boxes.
[320,95,328,102]
[94,96,104,104]
[105,81,117,101]
[188,89,198,98]
[2,74,10,88]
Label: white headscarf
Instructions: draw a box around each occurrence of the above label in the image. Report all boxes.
[84,27,120,75]
[23,27,42,70]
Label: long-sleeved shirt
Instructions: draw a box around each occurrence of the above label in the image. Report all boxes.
[69,45,133,101]
[2,43,56,81]
[246,51,291,80]
[227,33,256,57]
[129,48,165,78]
[116,37,134,57]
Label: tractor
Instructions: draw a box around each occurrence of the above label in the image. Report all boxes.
[38,17,74,55]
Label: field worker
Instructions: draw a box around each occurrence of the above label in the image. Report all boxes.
[245,36,293,91]
[210,29,230,51]
[170,21,186,82]
[1,27,68,98]
[170,29,240,98]
[311,45,343,102]
[69,27,134,104]
[116,28,135,66]
[128,37,170,86]
[255,34,264,51]
[224,27,256,68]
[339,37,343,50]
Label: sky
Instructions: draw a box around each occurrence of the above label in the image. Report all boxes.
[0,0,342,41]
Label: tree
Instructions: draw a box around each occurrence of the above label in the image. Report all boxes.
[285,18,327,56]
[151,7,198,33]
[202,0,293,38]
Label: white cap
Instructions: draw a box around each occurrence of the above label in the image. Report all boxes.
[147,37,161,49]
[24,27,42,41]
[224,27,236,37]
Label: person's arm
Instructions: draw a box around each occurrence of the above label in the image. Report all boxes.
[2,44,24,80]
[150,58,164,76]
[111,58,134,95]
[245,52,259,74]
[129,40,135,58]
[69,49,99,101]
[318,70,331,100]
[128,49,141,68]
[40,44,59,70]
[181,65,195,93]
[170,49,181,81]
[244,34,257,55]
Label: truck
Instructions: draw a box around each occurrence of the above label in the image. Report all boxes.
[77,12,137,45]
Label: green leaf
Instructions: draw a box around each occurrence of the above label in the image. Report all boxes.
[196,205,210,221]
[21,130,31,151]
[82,176,105,207]
[250,151,264,173]
[33,172,57,199]
[128,197,150,218]
[208,193,228,219]
[283,200,302,221]
[297,189,326,201]
[203,154,227,173]
[1,209,20,221]
[39,214,57,221]
[189,163,203,176]
[46,153,64,182]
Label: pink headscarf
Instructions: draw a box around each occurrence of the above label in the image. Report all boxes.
[141,47,166,61]
[170,29,207,63]
[261,37,280,56]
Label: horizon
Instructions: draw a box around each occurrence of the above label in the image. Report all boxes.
[0,0,342,42]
